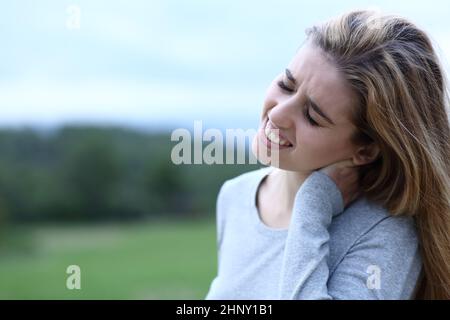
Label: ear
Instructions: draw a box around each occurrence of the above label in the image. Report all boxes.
[352,143,380,166]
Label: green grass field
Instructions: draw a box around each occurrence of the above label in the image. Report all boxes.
[0,219,217,299]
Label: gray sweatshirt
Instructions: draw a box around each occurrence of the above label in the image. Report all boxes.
[205,166,422,300]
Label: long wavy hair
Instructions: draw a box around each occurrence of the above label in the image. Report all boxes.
[305,10,450,299]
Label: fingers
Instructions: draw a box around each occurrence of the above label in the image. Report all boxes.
[325,159,355,170]
[337,159,356,168]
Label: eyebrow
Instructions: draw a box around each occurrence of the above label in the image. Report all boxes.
[285,68,296,84]
[285,68,335,126]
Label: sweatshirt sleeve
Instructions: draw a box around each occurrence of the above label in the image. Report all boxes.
[326,215,422,299]
[277,170,422,300]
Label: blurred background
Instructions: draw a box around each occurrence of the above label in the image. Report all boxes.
[0,0,448,299]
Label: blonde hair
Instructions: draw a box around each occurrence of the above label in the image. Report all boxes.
[306,10,450,299]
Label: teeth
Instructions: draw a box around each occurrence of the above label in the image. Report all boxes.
[264,125,291,146]
[269,131,279,144]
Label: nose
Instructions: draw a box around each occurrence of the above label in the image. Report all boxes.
[267,101,297,130]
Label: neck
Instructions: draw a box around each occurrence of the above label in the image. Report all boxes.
[266,167,311,214]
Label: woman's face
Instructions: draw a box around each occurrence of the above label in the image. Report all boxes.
[252,40,360,172]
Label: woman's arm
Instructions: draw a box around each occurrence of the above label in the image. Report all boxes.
[278,170,342,299]
[278,171,421,299]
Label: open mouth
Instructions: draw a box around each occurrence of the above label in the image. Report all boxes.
[263,118,293,148]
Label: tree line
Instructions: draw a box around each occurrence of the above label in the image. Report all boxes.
[0,126,260,224]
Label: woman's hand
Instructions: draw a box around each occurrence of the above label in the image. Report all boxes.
[318,159,361,208]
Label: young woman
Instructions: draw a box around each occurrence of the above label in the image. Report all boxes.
[205,9,450,300]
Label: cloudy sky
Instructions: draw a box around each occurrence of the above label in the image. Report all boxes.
[1,0,449,131]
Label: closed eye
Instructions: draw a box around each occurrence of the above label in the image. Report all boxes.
[304,106,320,126]
[277,80,295,93]
[277,79,320,127]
